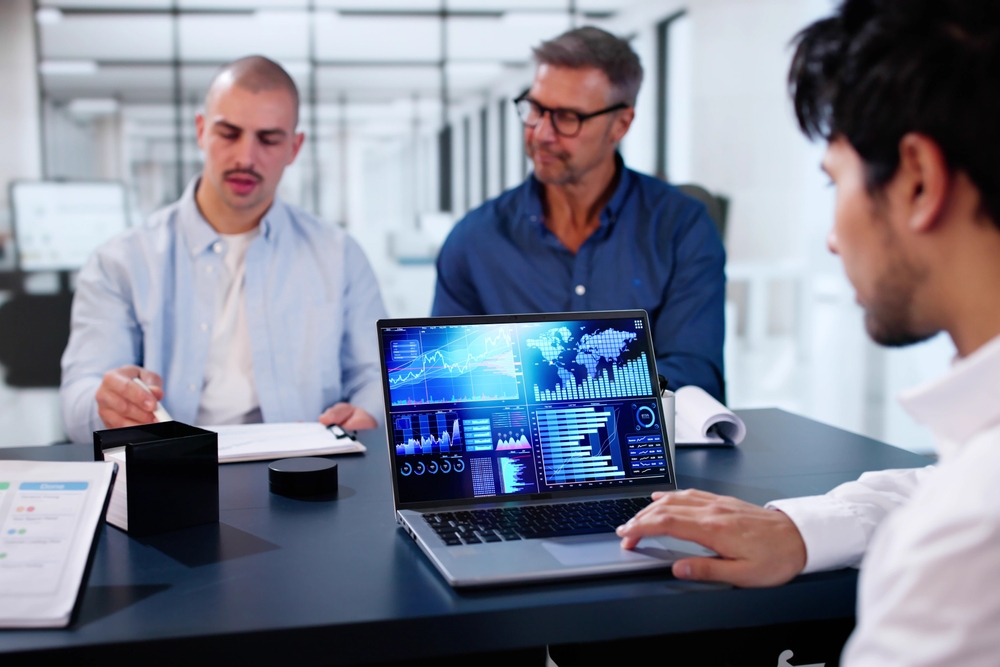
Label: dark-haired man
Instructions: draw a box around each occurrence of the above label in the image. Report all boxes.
[432,27,726,401]
[607,1,1000,664]
[60,56,386,441]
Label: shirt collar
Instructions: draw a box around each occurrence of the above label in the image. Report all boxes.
[176,175,282,256]
[521,153,634,231]
[897,331,1000,458]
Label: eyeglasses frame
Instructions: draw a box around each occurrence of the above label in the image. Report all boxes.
[513,94,630,138]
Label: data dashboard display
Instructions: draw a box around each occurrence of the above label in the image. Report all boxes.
[382,317,671,505]
[11,182,129,272]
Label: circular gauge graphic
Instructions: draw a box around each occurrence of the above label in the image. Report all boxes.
[400,462,413,476]
[428,460,439,474]
[453,459,466,473]
[414,461,426,475]
[636,405,658,429]
[440,459,452,473]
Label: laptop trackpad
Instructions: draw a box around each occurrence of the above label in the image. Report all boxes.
[542,535,676,566]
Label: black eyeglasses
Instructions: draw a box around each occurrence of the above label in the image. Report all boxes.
[514,94,629,138]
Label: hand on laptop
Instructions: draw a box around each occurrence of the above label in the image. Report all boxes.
[96,365,165,429]
[319,403,377,430]
[616,489,807,588]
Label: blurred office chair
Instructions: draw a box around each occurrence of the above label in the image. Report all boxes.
[0,292,73,387]
[673,183,730,405]
[676,183,730,244]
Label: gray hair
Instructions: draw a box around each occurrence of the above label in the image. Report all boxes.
[532,26,644,106]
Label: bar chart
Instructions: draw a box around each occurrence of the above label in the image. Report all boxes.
[536,407,625,485]
[532,353,654,402]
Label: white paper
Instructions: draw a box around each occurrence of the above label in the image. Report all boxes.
[202,422,366,463]
[102,448,128,532]
[0,460,116,628]
[674,385,747,445]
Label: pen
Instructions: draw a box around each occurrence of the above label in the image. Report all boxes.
[132,377,173,422]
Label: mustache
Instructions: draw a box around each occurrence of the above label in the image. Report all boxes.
[528,145,570,161]
[223,169,263,182]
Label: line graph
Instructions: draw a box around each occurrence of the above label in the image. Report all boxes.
[387,326,521,406]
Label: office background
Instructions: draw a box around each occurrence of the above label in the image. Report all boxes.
[0,0,952,454]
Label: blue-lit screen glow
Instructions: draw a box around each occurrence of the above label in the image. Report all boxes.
[383,317,671,504]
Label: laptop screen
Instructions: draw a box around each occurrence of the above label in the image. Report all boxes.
[380,313,673,506]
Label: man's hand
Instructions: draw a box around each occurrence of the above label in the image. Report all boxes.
[318,403,377,430]
[95,365,165,429]
[615,489,807,588]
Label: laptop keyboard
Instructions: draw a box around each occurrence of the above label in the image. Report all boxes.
[422,497,653,546]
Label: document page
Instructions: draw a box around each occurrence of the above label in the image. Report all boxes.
[203,422,366,463]
[0,460,116,628]
[675,385,747,445]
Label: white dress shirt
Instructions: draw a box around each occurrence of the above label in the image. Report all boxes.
[769,333,1000,666]
[195,227,261,426]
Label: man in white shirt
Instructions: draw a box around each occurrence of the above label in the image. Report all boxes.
[610,1,1000,665]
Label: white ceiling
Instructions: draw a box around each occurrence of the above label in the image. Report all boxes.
[37,1,627,104]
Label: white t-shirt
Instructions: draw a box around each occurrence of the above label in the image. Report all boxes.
[195,227,262,426]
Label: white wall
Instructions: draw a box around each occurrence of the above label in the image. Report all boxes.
[0,0,43,232]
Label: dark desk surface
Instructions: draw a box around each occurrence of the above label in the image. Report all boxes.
[0,409,929,665]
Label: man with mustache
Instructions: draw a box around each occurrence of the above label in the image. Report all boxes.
[60,56,386,441]
[432,27,726,401]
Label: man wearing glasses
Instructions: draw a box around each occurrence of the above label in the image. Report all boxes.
[432,27,726,400]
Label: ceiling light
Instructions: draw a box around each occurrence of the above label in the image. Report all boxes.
[68,98,119,117]
[40,60,99,76]
[35,7,62,25]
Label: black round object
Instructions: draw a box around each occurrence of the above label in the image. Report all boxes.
[268,457,339,498]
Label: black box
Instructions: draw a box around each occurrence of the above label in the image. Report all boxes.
[93,422,219,537]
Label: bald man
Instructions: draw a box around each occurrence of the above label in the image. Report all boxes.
[60,56,387,442]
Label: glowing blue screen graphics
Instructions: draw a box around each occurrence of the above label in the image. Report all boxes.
[382,318,670,504]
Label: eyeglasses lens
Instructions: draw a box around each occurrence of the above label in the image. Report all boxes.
[516,99,538,125]
[516,100,582,137]
[552,110,581,136]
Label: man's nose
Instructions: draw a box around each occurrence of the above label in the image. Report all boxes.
[533,111,558,142]
[234,134,256,167]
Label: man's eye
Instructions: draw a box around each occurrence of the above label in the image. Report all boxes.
[220,132,239,140]
[260,137,279,146]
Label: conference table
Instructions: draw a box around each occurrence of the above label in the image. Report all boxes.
[0,409,929,664]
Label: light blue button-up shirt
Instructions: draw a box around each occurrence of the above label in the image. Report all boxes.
[60,178,387,443]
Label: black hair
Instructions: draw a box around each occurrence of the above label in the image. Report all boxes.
[790,0,1000,226]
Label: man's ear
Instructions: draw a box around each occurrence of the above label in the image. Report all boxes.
[288,132,306,165]
[897,133,951,233]
[610,107,635,144]
[195,112,206,151]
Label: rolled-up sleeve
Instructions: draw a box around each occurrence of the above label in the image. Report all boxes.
[60,249,144,443]
[338,236,389,426]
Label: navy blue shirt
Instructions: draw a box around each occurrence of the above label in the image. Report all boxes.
[432,160,727,401]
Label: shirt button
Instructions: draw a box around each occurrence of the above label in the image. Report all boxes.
[188,384,198,392]
[575,284,586,296]
[206,266,214,274]
[530,215,537,222]
[212,242,223,254]
[200,322,208,332]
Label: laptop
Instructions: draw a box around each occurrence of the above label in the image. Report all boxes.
[376,310,715,588]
